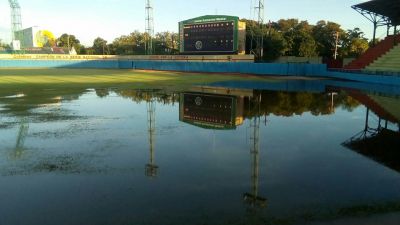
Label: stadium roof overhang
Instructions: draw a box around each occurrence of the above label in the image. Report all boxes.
[352,0,400,41]
[352,0,400,26]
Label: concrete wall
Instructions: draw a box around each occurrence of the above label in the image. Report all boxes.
[0,59,328,76]
[128,61,328,77]
[0,54,254,62]
[275,56,322,64]
[0,60,119,69]
[343,58,356,67]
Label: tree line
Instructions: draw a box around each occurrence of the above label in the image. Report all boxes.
[55,31,179,55]
[1,18,371,60]
[57,19,370,60]
[245,19,370,61]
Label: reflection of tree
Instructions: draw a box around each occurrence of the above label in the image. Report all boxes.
[0,88,84,116]
[1,88,360,120]
[95,88,110,98]
[114,89,178,105]
[340,95,361,112]
[115,89,361,119]
[244,91,360,118]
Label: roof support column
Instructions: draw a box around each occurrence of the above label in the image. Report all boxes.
[387,24,391,36]
[365,108,370,132]
[373,21,377,46]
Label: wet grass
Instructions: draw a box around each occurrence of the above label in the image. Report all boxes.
[0,68,270,116]
[0,68,266,90]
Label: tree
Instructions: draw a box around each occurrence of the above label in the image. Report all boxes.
[56,33,85,54]
[153,32,179,55]
[349,38,369,57]
[111,31,146,55]
[342,28,369,57]
[274,19,317,57]
[312,21,345,58]
[263,29,287,60]
[92,37,108,55]
[0,40,10,50]
[298,35,317,57]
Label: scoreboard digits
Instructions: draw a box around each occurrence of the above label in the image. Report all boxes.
[183,21,235,53]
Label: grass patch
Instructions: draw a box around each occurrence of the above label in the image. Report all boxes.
[0,68,267,89]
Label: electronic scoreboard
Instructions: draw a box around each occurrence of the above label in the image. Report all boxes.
[179,15,246,55]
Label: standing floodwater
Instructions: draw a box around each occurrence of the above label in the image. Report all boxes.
[0,82,400,225]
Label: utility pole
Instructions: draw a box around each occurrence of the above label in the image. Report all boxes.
[334,31,339,60]
[145,0,154,55]
[67,35,70,50]
[256,0,265,59]
[251,0,265,60]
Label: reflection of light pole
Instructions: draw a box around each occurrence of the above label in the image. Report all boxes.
[243,94,266,208]
[12,117,29,159]
[328,92,338,113]
[145,95,158,178]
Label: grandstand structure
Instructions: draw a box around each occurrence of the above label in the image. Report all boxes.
[366,44,400,73]
[345,0,400,74]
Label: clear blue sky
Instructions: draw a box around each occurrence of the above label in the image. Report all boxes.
[1,0,388,46]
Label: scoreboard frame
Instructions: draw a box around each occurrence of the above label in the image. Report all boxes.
[179,92,239,130]
[179,15,246,55]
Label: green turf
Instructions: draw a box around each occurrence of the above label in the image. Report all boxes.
[0,68,266,89]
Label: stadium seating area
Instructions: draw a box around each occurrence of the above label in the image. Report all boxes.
[344,34,400,71]
[366,44,400,74]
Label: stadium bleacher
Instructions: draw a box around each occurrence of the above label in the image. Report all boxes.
[344,35,400,71]
[366,44,400,74]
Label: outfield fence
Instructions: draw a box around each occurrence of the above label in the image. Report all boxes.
[1,56,400,86]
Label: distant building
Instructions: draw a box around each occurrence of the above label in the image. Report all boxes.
[179,15,246,55]
[14,26,55,48]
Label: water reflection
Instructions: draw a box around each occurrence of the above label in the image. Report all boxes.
[145,90,159,178]
[179,87,250,130]
[1,80,400,225]
[332,86,400,173]
[243,93,267,209]
[12,117,29,159]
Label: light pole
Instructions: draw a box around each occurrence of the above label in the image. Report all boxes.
[334,32,339,60]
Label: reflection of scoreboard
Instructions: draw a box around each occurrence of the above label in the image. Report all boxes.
[179,92,244,130]
[179,15,246,55]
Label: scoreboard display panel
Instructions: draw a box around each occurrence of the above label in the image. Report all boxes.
[183,21,235,53]
[179,15,246,55]
[179,92,237,129]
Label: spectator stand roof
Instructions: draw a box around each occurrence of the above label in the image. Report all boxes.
[352,0,400,41]
[353,0,400,26]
